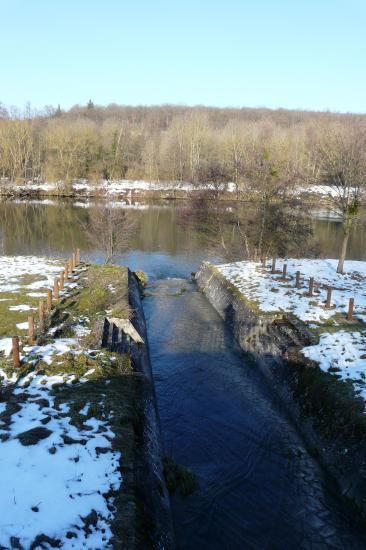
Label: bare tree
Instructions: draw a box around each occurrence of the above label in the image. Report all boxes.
[308,123,366,273]
[86,206,137,264]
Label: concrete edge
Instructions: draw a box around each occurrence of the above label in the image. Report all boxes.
[128,270,175,549]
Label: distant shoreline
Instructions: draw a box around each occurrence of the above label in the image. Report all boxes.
[0,179,336,203]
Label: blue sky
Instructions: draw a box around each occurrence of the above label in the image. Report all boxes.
[1,0,365,113]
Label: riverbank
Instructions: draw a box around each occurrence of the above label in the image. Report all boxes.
[0,179,237,201]
[195,259,366,517]
[0,178,338,204]
[0,258,174,548]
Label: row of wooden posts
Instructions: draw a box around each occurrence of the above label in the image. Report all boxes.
[265,258,355,322]
[12,249,81,369]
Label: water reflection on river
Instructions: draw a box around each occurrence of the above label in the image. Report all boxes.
[0,199,364,264]
[1,199,366,548]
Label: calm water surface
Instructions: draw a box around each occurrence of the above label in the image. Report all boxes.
[1,199,366,549]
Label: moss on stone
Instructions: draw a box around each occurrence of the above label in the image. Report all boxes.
[163,456,198,498]
[134,271,148,288]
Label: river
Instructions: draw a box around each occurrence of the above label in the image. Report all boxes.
[0,199,365,548]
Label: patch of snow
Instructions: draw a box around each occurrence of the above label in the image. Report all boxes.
[296,185,359,199]
[73,324,91,337]
[24,339,78,365]
[79,403,90,415]
[13,179,236,195]
[9,304,36,312]
[301,331,366,400]
[16,321,28,330]
[0,338,13,357]
[0,256,61,297]
[97,179,236,194]
[0,372,121,547]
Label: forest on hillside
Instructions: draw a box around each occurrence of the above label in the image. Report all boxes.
[0,102,365,189]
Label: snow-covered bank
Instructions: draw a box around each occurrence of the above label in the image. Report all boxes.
[217,259,366,323]
[216,258,366,401]
[0,178,237,197]
[0,255,61,294]
[0,259,174,548]
[0,259,122,546]
[0,179,362,203]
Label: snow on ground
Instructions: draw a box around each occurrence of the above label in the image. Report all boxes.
[0,256,61,295]
[95,179,236,194]
[16,321,29,330]
[0,259,122,546]
[0,256,82,340]
[296,185,358,199]
[217,259,366,323]
[23,338,80,365]
[0,370,121,547]
[301,331,366,399]
[216,258,366,404]
[9,304,36,312]
[9,179,236,195]
[0,337,12,357]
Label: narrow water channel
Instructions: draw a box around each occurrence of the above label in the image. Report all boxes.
[143,276,366,549]
[1,199,366,548]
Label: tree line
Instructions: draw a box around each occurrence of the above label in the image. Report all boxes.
[0,102,365,191]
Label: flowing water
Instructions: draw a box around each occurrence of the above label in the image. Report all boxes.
[1,199,366,548]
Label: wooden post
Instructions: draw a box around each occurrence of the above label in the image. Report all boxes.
[12,336,20,368]
[72,252,76,270]
[282,263,287,280]
[54,278,59,301]
[28,316,35,345]
[271,258,276,274]
[39,300,45,333]
[59,271,64,290]
[261,257,266,268]
[325,287,332,309]
[347,298,354,321]
[308,277,314,297]
[76,248,81,265]
[47,289,52,312]
[68,257,73,273]
[64,263,69,280]
[295,271,300,288]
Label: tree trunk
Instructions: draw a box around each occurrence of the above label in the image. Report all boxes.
[336,220,351,274]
